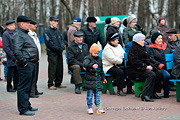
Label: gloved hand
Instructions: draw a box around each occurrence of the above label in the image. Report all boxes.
[162,66,167,70]
[136,24,142,30]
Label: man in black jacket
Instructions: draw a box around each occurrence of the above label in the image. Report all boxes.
[2,20,18,92]
[44,16,66,90]
[12,15,39,115]
[81,17,106,50]
[67,31,89,94]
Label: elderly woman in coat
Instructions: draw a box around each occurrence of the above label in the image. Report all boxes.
[126,33,162,102]
[148,32,173,98]
[102,33,134,96]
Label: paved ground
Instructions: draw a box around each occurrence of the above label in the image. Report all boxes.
[0,52,180,120]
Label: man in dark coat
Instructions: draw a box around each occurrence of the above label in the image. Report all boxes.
[166,29,180,49]
[81,17,106,50]
[44,16,66,90]
[13,15,39,115]
[62,21,73,48]
[67,30,89,94]
[2,20,18,92]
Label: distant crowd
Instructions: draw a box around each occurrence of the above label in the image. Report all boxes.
[0,14,180,115]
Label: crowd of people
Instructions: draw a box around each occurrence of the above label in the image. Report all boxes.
[0,14,179,116]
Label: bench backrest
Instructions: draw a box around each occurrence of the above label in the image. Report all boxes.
[165,53,174,70]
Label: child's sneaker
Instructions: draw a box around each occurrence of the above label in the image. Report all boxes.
[87,108,93,114]
[96,108,105,114]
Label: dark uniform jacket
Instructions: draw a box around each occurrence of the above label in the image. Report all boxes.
[66,41,89,68]
[44,27,65,56]
[12,28,39,65]
[81,25,106,49]
[123,26,146,45]
[172,44,180,77]
[126,42,151,79]
[83,55,105,91]
[2,28,16,67]
[167,37,180,49]
[148,42,172,70]
[106,25,124,47]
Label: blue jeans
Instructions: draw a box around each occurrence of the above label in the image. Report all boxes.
[87,89,101,109]
[161,70,170,96]
[2,61,8,77]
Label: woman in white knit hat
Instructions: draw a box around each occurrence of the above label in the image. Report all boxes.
[126,33,162,102]
[123,15,146,45]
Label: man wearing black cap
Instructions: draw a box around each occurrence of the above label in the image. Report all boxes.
[28,20,43,98]
[44,16,66,90]
[12,15,39,115]
[2,20,18,92]
[67,30,89,94]
[81,16,106,49]
[166,29,180,49]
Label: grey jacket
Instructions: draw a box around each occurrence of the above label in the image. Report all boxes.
[172,44,180,77]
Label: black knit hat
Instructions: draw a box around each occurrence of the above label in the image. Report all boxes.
[107,33,119,42]
[151,32,162,44]
[87,17,97,22]
[105,18,111,24]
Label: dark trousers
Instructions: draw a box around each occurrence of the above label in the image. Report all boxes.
[17,62,35,114]
[107,66,125,91]
[7,66,18,91]
[69,65,82,85]
[30,62,39,95]
[138,70,156,96]
[153,70,162,93]
[48,55,63,87]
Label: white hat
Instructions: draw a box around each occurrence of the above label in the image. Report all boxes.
[133,33,145,42]
[111,17,120,25]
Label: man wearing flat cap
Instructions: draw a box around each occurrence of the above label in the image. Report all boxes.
[166,29,180,49]
[12,15,39,115]
[81,16,106,50]
[2,20,18,93]
[44,16,66,90]
[67,30,89,94]
[28,20,43,98]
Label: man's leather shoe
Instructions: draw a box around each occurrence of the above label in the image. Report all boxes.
[56,85,67,88]
[20,111,35,115]
[153,93,161,99]
[75,85,81,94]
[126,89,135,94]
[164,95,169,98]
[38,92,43,95]
[7,89,16,92]
[30,95,39,98]
[118,90,126,96]
[30,107,38,111]
[48,86,57,90]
